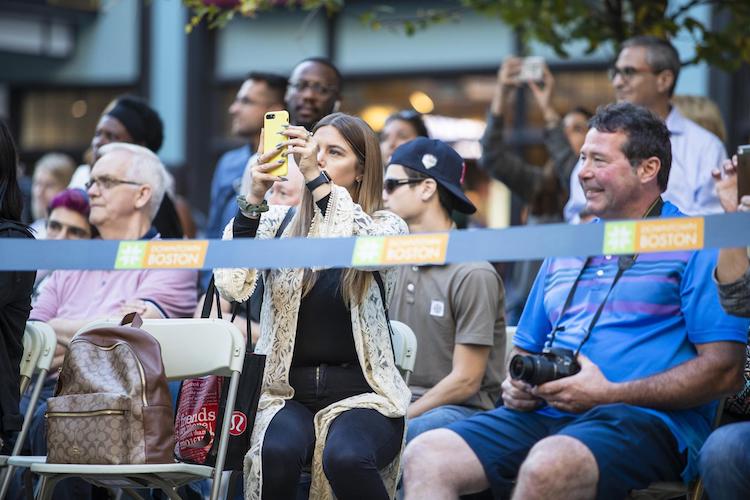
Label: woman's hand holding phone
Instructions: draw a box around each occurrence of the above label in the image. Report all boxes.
[248,129,288,204]
[279,125,320,182]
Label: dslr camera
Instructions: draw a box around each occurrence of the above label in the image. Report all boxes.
[509,347,580,386]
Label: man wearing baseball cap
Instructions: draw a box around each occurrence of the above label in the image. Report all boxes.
[383,137,507,443]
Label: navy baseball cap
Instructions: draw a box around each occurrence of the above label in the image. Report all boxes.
[388,137,476,214]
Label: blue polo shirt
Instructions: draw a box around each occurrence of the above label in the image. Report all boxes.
[515,201,750,479]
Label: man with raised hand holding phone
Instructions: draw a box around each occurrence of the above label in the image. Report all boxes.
[402,103,748,500]
[383,138,507,443]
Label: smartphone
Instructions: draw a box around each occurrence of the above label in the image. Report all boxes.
[517,56,545,82]
[263,110,289,177]
[737,145,750,203]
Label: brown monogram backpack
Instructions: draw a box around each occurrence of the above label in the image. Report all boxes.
[46,312,175,464]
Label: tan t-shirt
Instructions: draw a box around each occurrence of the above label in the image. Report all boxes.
[390,262,506,410]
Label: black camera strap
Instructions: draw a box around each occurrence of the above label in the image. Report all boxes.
[546,197,663,355]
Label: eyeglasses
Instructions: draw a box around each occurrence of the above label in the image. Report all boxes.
[608,65,658,81]
[288,80,338,97]
[85,176,142,191]
[383,178,424,194]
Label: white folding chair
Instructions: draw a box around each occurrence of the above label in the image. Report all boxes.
[28,318,245,500]
[505,326,517,358]
[0,321,56,498]
[390,320,417,384]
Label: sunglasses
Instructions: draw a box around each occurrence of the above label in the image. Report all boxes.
[383,178,424,194]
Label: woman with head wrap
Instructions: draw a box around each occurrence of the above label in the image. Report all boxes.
[70,95,190,238]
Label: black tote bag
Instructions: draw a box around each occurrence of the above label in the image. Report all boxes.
[174,277,265,471]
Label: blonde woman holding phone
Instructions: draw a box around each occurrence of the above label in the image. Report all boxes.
[215,112,409,500]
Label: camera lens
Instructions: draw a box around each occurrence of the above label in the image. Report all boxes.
[267,113,275,119]
[509,353,559,386]
[509,355,535,381]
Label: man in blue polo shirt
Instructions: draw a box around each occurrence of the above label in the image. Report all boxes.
[402,102,749,500]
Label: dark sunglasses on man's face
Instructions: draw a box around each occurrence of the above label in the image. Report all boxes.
[383,178,424,194]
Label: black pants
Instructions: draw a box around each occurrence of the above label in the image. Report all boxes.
[262,364,404,500]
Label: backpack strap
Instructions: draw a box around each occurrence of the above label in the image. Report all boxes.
[372,271,397,364]
[275,206,296,238]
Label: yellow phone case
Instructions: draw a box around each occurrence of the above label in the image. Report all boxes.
[264,110,289,177]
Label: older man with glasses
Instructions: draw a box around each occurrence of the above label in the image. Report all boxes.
[6,143,198,500]
[564,35,727,222]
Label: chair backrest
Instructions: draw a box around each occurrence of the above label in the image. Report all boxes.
[20,321,57,381]
[505,326,517,357]
[77,318,246,380]
[390,320,417,378]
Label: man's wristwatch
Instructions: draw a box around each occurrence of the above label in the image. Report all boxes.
[305,170,332,192]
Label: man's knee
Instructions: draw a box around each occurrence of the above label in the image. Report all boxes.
[404,428,480,484]
[403,429,448,476]
[518,435,598,487]
[701,423,750,471]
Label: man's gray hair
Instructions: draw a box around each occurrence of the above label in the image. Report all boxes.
[97,142,168,221]
[621,35,681,96]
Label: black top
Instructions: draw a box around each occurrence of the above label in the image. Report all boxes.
[232,195,359,367]
[152,194,184,239]
[0,220,36,442]
[291,268,358,367]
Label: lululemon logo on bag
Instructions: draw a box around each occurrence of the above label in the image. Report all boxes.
[229,411,247,436]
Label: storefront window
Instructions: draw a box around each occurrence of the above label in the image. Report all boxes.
[18,87,132,160]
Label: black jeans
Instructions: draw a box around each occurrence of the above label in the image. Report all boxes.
[261,364,404,500]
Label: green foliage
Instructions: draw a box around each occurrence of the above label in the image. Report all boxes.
[182,0,343,33]
[181,0,750,71]
[454,0,749,70]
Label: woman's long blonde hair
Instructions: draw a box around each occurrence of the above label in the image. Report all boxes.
[288,113,384,306]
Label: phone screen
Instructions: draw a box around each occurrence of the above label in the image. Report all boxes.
[737,145,750,203]
[518,56,544,82]
[264,111,289,177]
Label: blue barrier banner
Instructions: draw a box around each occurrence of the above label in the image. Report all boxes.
[1,212,748,271]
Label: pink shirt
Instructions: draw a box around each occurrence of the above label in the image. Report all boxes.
[31,267,198,321]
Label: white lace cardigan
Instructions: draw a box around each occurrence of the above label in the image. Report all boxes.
[214,185,411,500]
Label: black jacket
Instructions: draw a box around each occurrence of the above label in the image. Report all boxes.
[0,220,36,439]
[479,112,577,218]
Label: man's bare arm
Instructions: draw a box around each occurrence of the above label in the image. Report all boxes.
[609,341,745,409]
[408,344,491,418]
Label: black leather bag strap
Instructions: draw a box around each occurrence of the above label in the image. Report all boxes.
[276,206,297,238]
[372,271,397,364]
[202,276,222,319]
